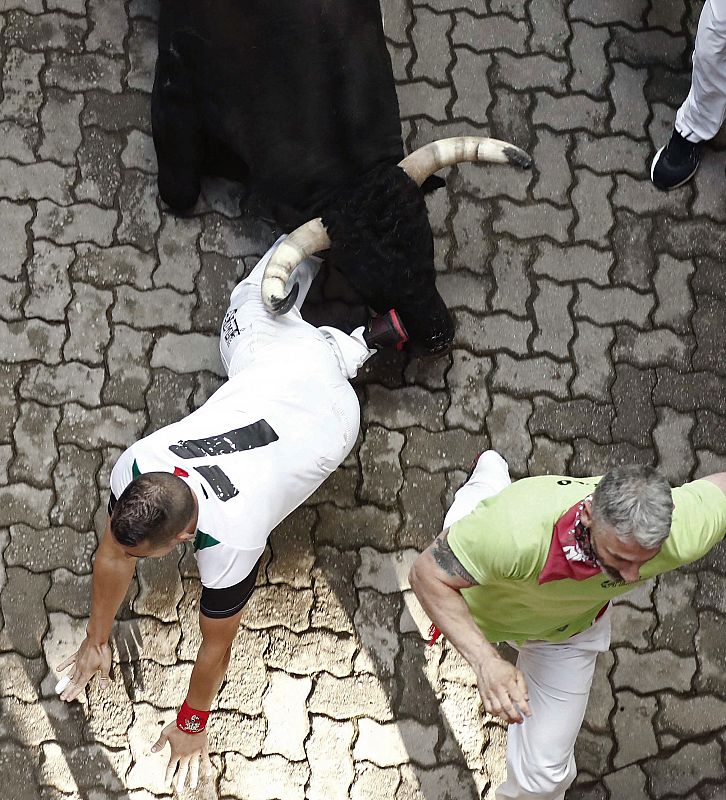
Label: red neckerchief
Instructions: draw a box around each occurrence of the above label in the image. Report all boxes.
[539,496,602,584]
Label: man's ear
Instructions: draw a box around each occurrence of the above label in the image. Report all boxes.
[581,500,593,528]
[176,530,196,543]
[421,175,446,194]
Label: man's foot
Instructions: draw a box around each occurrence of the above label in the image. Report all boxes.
[363,309,409,350]
[650,128,701,190]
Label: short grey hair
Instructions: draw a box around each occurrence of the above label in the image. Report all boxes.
[591,465,673,549]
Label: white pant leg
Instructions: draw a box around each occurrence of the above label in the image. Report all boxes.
[675,0,726,142]
[495,614,611,800]
[443,450,512,529]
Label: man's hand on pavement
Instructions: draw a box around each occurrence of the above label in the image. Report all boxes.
[475,656,532,725]
[152,722,210,793]
[56,637,112,702]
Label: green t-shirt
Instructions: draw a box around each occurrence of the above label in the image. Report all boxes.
[448,475,726,644]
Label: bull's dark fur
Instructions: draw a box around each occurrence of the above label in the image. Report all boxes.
[152,1,455,352]
[321,165,453,351]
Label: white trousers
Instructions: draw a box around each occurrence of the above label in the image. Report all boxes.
[676,0,726,142]
[219,235,374,380]
[444,452,611,800]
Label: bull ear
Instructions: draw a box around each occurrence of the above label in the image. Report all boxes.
[420,175,446,194]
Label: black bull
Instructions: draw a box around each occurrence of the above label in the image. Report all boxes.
[152,1,530,354]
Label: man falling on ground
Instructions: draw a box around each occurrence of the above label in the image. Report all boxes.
[410,451,726,800]
[56,235,407,791]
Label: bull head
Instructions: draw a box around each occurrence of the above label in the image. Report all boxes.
[261,136,532,353]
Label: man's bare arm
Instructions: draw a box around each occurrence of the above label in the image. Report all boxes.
[57,517,137,701]
[409,529,531,724]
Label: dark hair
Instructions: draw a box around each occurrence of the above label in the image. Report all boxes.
[111,472,195,548]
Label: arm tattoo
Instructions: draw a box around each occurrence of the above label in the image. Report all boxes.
[431,533,478,585]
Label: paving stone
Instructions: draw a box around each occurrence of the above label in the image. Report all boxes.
[569,0,648,26]
[494,198,572,244]
[527,436,572,475]
[575,284,653,327]
[395,635,441,724]
[695,610,726,694]
[86,0,128,53]
[38,89,84,165]
[113,286,195,332]
[399,467,448,549]
[0,159,74,204]
[495,52,569,93]
[438,270,492,314]
[150,332,226,376]
[571,440,656,474]
[571,321,615,402]
[652,407,695,485]
[126,19,156,92]
[531,129,572,205]
[643,739,724,798]
[614,172,692,217]
[103,324,152,410]
[610,26,687,70]
[265,628,356,678]
[0,200,32,278]
[306,716,355,800]
[572,132,651,175]
[356,548,418,594]
[573,726,612,777]
[613,647,696,693]
[443,351,491,433]
[492,353,572,398]
[194,251,240,331]
[397,80,451,122]
[242,584,313,633]
[75,126,123,207]
[568,22,610,97]
[654,367,726,415]
[266,508,315,589]
[6,524,95,574]
[529,0,569,56]
[489,88,533,151]
[603,765,649,800]
[34,200,117,247]
[42,743,131,793]
[57,403,145,448]
[532,242,612,285]
[82,89,151,133]
[582,650,614,733]
[215,627,269,714]
[0,48,44,125]
[123,659,194,707]
[351,762,401,800]
[45,52,123,93]
[411,7,452,84]
[454,310,532,356]
[450,194,494,272]
[11,401,61,486]
[72,243,155,289]
[144,368,194,433]
[0,568,50,657]
[0,483,53,527]
[222,753,309,800]
[153,215,202,292]
[24,241,73,321]
[532,93,609,134]
[64,282,112,364]
[611,363,656,448]
[489,238,532,316]
[0,652,45,703]
[572,170,614,247]
[402,427,480,473]
[610,63,649,138]
[359,425,405,507]
[354,718,438,767]
[310,545,359,633]
[126,702,180,793]
[0,276,26,321]
[656,217,726,261]
[530,397,612,444]
[695,449,726,477]
[365,385,448,432]
[116,169,160,251]
[533,279,574,358]
[610,604,654,651]
[44,568,92,616]
[653,254,695,332]
[693,156,726,222]
[658,693,726,739]
[52,443,100,529]
[610,211,655,290]
[693,410,726,455]
[451,11,526,53]
[354,589,402,677]
[0,744,38,799]
[261,671,311,761]
[612,690,658,767]
[486,394,532,476]
[693,294,726,376]
[308,672,393,721]
[132,551,183,624]
[121,129,157,173]
[0,120,37,163]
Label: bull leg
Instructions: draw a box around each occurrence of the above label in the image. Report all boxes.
[151,52,203,213]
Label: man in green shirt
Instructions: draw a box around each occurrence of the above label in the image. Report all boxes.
[409,451,726,799]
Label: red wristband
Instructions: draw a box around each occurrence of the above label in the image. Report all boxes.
[176,701,210,734]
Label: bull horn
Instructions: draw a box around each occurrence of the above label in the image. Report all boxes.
[398,136,533,186]
[261,218,331,314]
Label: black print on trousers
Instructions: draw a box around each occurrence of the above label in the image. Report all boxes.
[169,420,279,459]
[193,465,239,502]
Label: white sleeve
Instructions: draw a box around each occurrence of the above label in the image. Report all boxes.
[109,446,137,505]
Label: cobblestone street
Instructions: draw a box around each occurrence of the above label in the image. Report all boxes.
[1,0,725,798]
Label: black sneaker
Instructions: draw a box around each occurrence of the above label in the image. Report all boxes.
[363,309,409,350]
[650,128,700,191]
